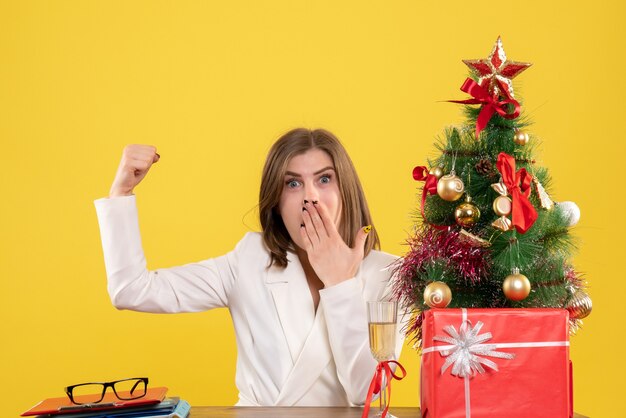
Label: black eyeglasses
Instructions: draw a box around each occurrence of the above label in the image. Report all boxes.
[65,377,149,405]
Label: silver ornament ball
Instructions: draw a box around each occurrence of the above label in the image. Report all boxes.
[558,201,581,227]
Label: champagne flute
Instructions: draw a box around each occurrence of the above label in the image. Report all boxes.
[367,300,398,418]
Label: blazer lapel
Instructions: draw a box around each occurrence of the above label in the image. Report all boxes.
[274,303,333,406]
[265,251,317,365]
[265,250,333,406]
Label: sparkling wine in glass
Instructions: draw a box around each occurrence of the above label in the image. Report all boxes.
[367,301,398,418]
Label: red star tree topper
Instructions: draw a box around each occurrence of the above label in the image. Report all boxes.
[463,36,532,99]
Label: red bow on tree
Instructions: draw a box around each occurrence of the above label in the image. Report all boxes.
[413,166,448,231]
[449,78,521,139]
[496,152,537,233]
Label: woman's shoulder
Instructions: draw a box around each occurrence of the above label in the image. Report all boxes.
[233,231,265,253]
[224,232,272,274]
[361,248,399,272]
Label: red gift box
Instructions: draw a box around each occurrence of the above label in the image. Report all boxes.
[420,308,573,418]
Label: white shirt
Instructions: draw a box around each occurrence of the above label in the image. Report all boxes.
[94,195,406,406]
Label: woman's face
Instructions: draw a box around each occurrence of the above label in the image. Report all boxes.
[278,148,342,250]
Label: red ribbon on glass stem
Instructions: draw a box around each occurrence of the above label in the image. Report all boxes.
[496,152,538,233]
[362,360,406,418]
[449,78,521,139]
[412,166,448,231]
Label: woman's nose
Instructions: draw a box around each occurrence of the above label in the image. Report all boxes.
[303,184,320,203]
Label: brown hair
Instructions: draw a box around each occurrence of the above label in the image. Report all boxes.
[259,128,380,268]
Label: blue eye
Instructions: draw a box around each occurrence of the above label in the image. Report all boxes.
[287,179,301,188]
[320,175,331,184]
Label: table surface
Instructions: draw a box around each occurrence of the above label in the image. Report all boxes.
[189,406,589,417]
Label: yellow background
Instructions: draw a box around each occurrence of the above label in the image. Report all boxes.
[1,1,623,417]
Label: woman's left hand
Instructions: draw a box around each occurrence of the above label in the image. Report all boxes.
[299,200,371,287]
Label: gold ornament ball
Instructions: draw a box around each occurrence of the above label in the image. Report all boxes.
[513,129,530,146]
[429,166,444,179]
[455,201,481,227]
[567,290,592,319]
[423,281,452,308]
[437,174,465,202]
[503,269,531,301]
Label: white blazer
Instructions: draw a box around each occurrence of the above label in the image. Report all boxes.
[94,195,406,407]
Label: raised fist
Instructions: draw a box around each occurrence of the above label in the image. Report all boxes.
[109,145,160,197]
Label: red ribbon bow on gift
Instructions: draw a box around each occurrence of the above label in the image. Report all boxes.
[449,78,521,139]
[496,152,537,233]
[412,166,449,231]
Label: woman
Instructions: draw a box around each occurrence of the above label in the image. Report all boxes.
[94,128,405,406]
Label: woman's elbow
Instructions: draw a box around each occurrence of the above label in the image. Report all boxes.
[105,265,157,310]
[108,284,133,310]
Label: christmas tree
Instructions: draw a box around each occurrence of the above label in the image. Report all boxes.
[393,37,592,348]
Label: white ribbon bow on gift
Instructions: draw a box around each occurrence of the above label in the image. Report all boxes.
[433,320,515,378]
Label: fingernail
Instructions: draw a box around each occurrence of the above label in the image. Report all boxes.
[363,225,372,234]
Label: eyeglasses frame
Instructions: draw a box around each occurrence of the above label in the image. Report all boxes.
[64,377,149,405]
